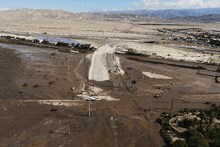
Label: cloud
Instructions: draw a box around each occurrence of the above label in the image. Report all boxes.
[133,0,220,10]
[112,9,118,11]
[133,2,140,6]
[0,7,10,11]
[102,9,108,11]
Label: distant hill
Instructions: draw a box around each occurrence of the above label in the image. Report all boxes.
[89,8,220,18]
[170,14,220,23]
[0,9,165,22]
[0,9,106,21]
[95,13,165,22]
[1,9,219,23]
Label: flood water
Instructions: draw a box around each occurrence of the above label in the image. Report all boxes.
[34,35,84,45]
[0,43,59,63]
[166,44,208,52]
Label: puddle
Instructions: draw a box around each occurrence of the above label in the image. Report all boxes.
[0,43,59,63]
[34,35,84,45]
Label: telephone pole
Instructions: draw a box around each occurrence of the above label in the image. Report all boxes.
[130,62,132,90]
[68,115,71,135]
[67,52,69,69]
[88,105,90,117]
[171,98,174,111]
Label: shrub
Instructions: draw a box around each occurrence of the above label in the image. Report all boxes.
[20,38,26,41]
[74,43,80,48]
[199,112,206,120]
[165,126,171,130]
[167,114,173,119]
[204,101,211,105]
[51,52,56,56]
[42,39,50,45]
[22,83,28,87]
[207,129,219,140]
[186,128,209,147]
[184,108,189,113]
[173,140,188,147]
[180,109,184,113]
[33,39,40,43]
[160,129,173,144]
[49,81,55,84]
[183,118,194,127]
[156,118,164,125]
[163,121,170,127]
[5,36,13,39]
[33,84,39,87]
[190,108,197,112]
[80,43,91,49]
[162,111,167,115]
[131,80,136,84]
[56,41,69,47]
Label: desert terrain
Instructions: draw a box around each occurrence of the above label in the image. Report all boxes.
[0,9,220,147]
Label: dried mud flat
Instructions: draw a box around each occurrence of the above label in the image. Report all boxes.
[0,45,165,147]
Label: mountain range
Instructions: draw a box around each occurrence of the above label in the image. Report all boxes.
[89,8,220,18]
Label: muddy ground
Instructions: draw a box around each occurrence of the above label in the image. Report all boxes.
[1,42,220,147]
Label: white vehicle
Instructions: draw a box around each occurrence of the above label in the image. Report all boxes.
[87,97,96,101]
[92,96,98,99]
[91,93,99,96]
[91,97,96,101]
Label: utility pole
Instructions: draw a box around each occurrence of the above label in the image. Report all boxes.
[130,62,132,90]
[68,115,71,135]
[67,52,69,69]
[80,84,82,93]
[147,99,151,111]
[171,98,174,111]
[88,105,90,117]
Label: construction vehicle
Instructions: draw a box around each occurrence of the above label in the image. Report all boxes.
[155,91,163,98]
[87,96,98,101]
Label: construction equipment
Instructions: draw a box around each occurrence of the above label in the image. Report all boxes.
[155,91,163,98]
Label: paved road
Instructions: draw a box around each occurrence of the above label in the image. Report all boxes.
[89,44,118,81]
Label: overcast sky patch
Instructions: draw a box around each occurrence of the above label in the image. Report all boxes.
[134,0,220,10]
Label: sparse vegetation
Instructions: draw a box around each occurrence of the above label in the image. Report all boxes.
[49,81,55,84]
[56,41,69,47]
[22,83,28,87]
[74,43,80,48]
[182,118,194,127]
[51,52,57,56]
[157,106,220,147]
[41,39,50,45]
[131,80,136,84]
[33,84,39,87]
[33,39,40,43]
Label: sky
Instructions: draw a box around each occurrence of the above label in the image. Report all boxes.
[0,0,220,13]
